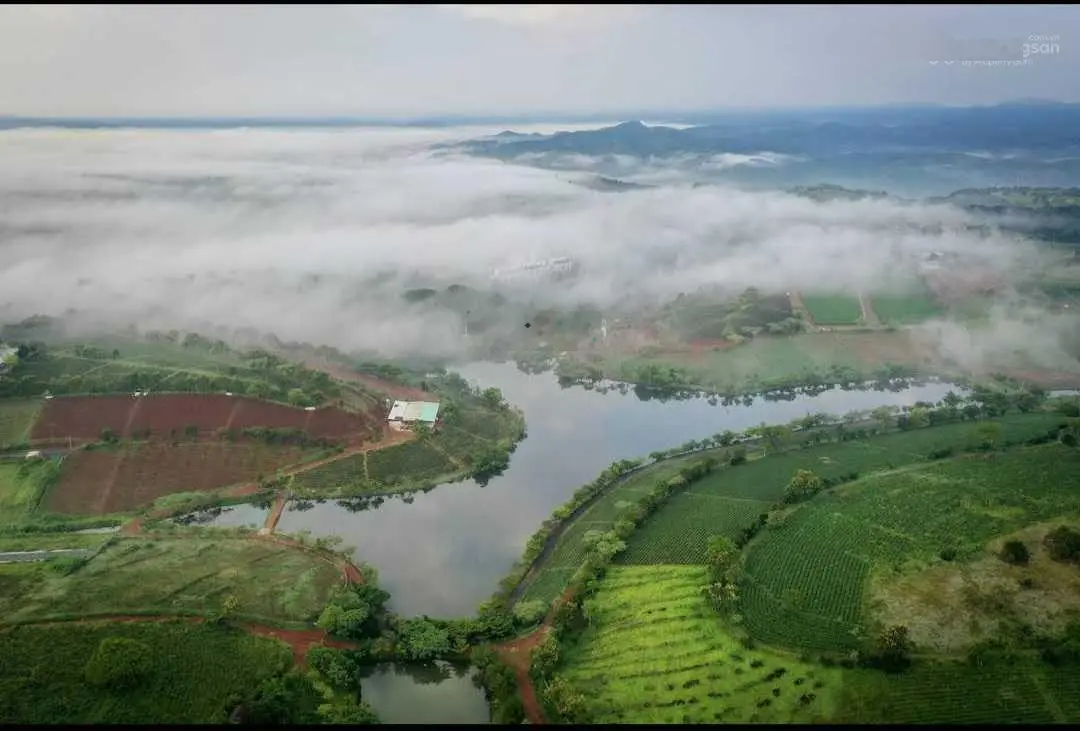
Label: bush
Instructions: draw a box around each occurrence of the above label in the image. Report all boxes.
[512,600,547,627]
[1045,526,1080,563]
[84,637,154,691]
[999,540,1031,566]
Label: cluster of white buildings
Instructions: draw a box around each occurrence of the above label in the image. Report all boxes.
[490,257,578,284]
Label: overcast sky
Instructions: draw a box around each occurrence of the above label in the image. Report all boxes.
[0,4,1075,117]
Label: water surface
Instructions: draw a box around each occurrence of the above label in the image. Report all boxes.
[359,661,489,725]
[275,362,962,617]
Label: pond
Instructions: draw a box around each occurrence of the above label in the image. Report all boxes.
[175,502,269,529]
[359,661,489,725]
[266,362,964,618]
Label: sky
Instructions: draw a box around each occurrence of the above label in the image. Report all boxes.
[0,4,1076,117]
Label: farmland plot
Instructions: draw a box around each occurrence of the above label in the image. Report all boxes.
[0,400,41,446]
[739,444,1080,652]
[6,536,341,624]
[291,453,367,495]
[47,442,309,515]
[365,439,458,487]
[870,290,943,325]
[802,294,863,325]
[559,565,844,724]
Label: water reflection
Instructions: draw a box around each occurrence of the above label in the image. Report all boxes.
[182,502,270,529]
[275,362,964,618]
[359,661,489,725]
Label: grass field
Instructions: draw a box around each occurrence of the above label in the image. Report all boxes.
[558,565,845,723]
[0,400,41,447]
[0,621,290,723]
[870,290,944,325]
[616,412,1064,566]
[0,531,115,552]
[801,294,863,325]
[0,459,61,525]
[3,537,342,625]
[738,443,1080,652]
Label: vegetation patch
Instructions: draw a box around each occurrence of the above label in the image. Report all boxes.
[2,537,342,626]
[0,620,292,723]
[739,444,1080,652]
[0,458,61,523]
[0,399,42,448]
[802,294,863,325]
[550,565,845,723]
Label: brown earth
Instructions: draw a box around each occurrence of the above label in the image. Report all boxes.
[47,442,310,516]
[30,393,379,444]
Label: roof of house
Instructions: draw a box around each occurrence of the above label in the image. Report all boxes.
[388,400,440,423]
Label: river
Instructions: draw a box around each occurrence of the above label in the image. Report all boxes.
[267,362,961,618]
[195,361,963,722]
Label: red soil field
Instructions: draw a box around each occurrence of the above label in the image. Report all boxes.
[47,442,308,515]
[30,394,379,443]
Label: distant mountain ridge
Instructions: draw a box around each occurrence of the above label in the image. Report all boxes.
[453,103,1080,160]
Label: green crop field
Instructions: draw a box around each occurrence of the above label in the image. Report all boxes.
[365,439,458,487]
[739,443,1080,652]
[517,456,702,606]
[870,290,943,325]
[802,295,863,325]
[558,565,845,723]
[839,658,1080,724]
[3,537,342,625]
[616,412,1064,566]
[291,453,367,495]
[615,495,770,565]
[0,621,290,724]
[0,459,60,524]
[0,400,42,447]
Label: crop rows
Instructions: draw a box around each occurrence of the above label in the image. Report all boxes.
[739,443,1080,651]
[844,660,1060,724]
[801,294,863,325]
[455,408,514,441]
[559,565,841,724]
[617,495,770,565]
[48,442,309,515]
[30,394,376,442]
[290,453,367,494]
[365,439,456,486]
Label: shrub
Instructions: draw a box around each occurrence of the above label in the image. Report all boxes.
[84,637,154,691]
[999,540,1031,566]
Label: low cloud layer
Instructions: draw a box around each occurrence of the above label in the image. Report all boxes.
[0,124,1071,370]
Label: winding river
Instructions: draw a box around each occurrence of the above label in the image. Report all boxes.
[200,362,964,722]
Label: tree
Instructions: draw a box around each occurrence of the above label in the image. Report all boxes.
[396,618,451,661]
[222,594,241,619]
[531,633,560,679]
[237,671,323,725]
[706,535,739,581]
[784,469,825,504]
[977,422,1003,452]
[84,637,153,691]
[1045,526,1080,563]
[543,674,587,723]
[481,387,504,409]
[318,698,380,725]
[874,624,913,670]
[999,539,1030,566]
[870,406,895,430]
[512,600,547,627]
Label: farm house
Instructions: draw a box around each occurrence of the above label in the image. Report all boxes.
[387,400,441,432]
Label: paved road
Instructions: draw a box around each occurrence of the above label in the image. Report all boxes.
[0,548,90,564]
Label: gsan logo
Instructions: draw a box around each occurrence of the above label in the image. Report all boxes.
[1022,35,1061,58]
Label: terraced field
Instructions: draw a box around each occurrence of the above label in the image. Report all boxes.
[558,565,845,723]
[739,443,1080,652]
